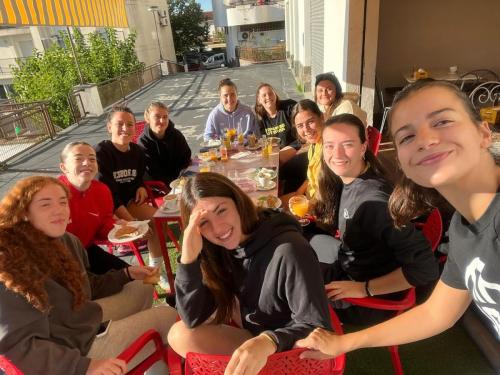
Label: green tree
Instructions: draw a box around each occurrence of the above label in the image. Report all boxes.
[169,0,209,59]
[11,28,144,128]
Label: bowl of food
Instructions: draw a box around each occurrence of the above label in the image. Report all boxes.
[169,177,187,194]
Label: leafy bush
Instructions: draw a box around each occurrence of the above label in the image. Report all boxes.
[12,28,144,128]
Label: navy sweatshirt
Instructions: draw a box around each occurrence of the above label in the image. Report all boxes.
[95,140,146,210]
[175,210,331,352]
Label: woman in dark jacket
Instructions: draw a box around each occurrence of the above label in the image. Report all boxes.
[313,114,439,324]
[167,172,330,375]
[138,102,191,185]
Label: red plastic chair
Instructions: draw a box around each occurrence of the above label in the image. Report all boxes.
[132,120,146,144]
[0,355,23,375]
[170,305,345,375]
[367,126,382,155]
[117,329,169,375]
[342,208,442,375]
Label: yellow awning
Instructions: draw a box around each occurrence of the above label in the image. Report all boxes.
[0,0,128,28]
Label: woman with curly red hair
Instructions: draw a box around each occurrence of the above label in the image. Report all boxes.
[0,176,176,375]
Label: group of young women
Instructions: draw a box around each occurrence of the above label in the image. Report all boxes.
[1,77,498,374]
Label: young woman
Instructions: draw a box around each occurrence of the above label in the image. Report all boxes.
[281,99,324,201]
[255,83,300,164]
[313,113,438,324]
[138,102,192,185]
[59,141,129,274]
[255,83,307,193]
[167,172,330,375]
[0,176,177,375]
[95,106,169,291]
[297,80,499,356]
[315,73,367,125]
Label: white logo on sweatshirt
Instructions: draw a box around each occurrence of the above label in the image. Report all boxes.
[343,208,350,219]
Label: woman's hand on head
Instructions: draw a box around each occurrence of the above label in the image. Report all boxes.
[180,209,206,264]
[86,358,127,375]
[126,266,158,280]
[135,187,148,205]
[295,328,342,360]
[325,280,366,300]
[224,335,276,375]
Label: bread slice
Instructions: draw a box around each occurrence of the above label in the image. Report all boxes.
[115,225,139,239]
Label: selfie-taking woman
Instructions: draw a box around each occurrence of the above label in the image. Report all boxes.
[167,172,330,375]
[313,113,438,324]
[0,176,176,375]
[297,80,500,357]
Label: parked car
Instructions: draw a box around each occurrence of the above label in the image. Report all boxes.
[202,53,226,70]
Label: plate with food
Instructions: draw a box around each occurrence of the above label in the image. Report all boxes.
[246,144,261,151]
[255,167,277,180]
[108,221,149,243]
[200,139,221,148]
[256,180,277,191]
[255,195,282,209]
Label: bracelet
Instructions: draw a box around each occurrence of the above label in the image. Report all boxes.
[365,280,373,297]
[260,333,278,352]
[125,267,133,281]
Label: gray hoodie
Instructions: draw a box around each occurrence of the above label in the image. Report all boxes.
[203,102,259,141]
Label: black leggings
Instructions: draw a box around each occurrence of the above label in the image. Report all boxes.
[87,244,129,274]
[279,152,309,194]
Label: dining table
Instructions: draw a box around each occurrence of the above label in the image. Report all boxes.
[153,144,281,294]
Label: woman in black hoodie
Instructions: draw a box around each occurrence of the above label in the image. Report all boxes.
[167,172,330,375]
[138,102,191,185]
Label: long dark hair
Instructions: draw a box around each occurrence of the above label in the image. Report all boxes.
[180,172,259,324]
[314,73,344,118]
[254,83,281,122]
[314,114,387,228]
[387,80,481,227]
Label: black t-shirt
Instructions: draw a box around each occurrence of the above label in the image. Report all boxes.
[95,140,146,209]
[441,192,500,338]
[259,99,300,149]
[331,171,438,287]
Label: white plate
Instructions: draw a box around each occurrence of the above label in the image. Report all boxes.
[200,139,221,148]
[108,221,149,244]
[160,204,180,214]
[256,180,277,191]
[255,196,282,209]
[255,167,277,180]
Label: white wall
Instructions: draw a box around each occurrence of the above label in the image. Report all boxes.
[323,0,348,88]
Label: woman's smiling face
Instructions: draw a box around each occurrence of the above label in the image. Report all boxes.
[294,110,322,144]
[194,196,246,250]
[390,86,492,189]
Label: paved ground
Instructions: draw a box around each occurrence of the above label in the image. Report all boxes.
[0,62,302,198]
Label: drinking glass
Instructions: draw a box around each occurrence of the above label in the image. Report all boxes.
[289,195,310,226]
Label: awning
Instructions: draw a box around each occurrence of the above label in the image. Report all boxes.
[0,0,128,28]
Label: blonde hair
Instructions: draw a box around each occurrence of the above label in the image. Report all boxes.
[144,102,169,121]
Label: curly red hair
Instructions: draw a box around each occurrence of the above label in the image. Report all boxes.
[0,176,87,313]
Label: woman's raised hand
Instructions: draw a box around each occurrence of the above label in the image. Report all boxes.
[86,358,127,375]
[180,209,206,264]
[224,335,276,375]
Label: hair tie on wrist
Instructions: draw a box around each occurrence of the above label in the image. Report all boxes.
[125,267,133,281]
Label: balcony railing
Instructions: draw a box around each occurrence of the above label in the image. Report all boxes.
[238,45,285,63]
[223,0,282,7]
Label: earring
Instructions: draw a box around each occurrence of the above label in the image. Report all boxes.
[23,216,28,221]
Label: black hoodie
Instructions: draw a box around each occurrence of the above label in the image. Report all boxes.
[137,121,192,185]
[175,210,331,352]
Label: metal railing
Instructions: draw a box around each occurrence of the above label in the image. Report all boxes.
[238,45,286,63]
[0,57,29,77]
[224,0,282,6]
[0,101,56,164]
[96,63,162,109]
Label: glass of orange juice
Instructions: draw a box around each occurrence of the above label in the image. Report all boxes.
[199,162,211,173]
[288,195,310,226]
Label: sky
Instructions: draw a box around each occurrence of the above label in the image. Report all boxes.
[196,0,213,11]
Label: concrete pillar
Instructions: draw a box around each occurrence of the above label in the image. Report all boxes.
[74,84,104,117]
